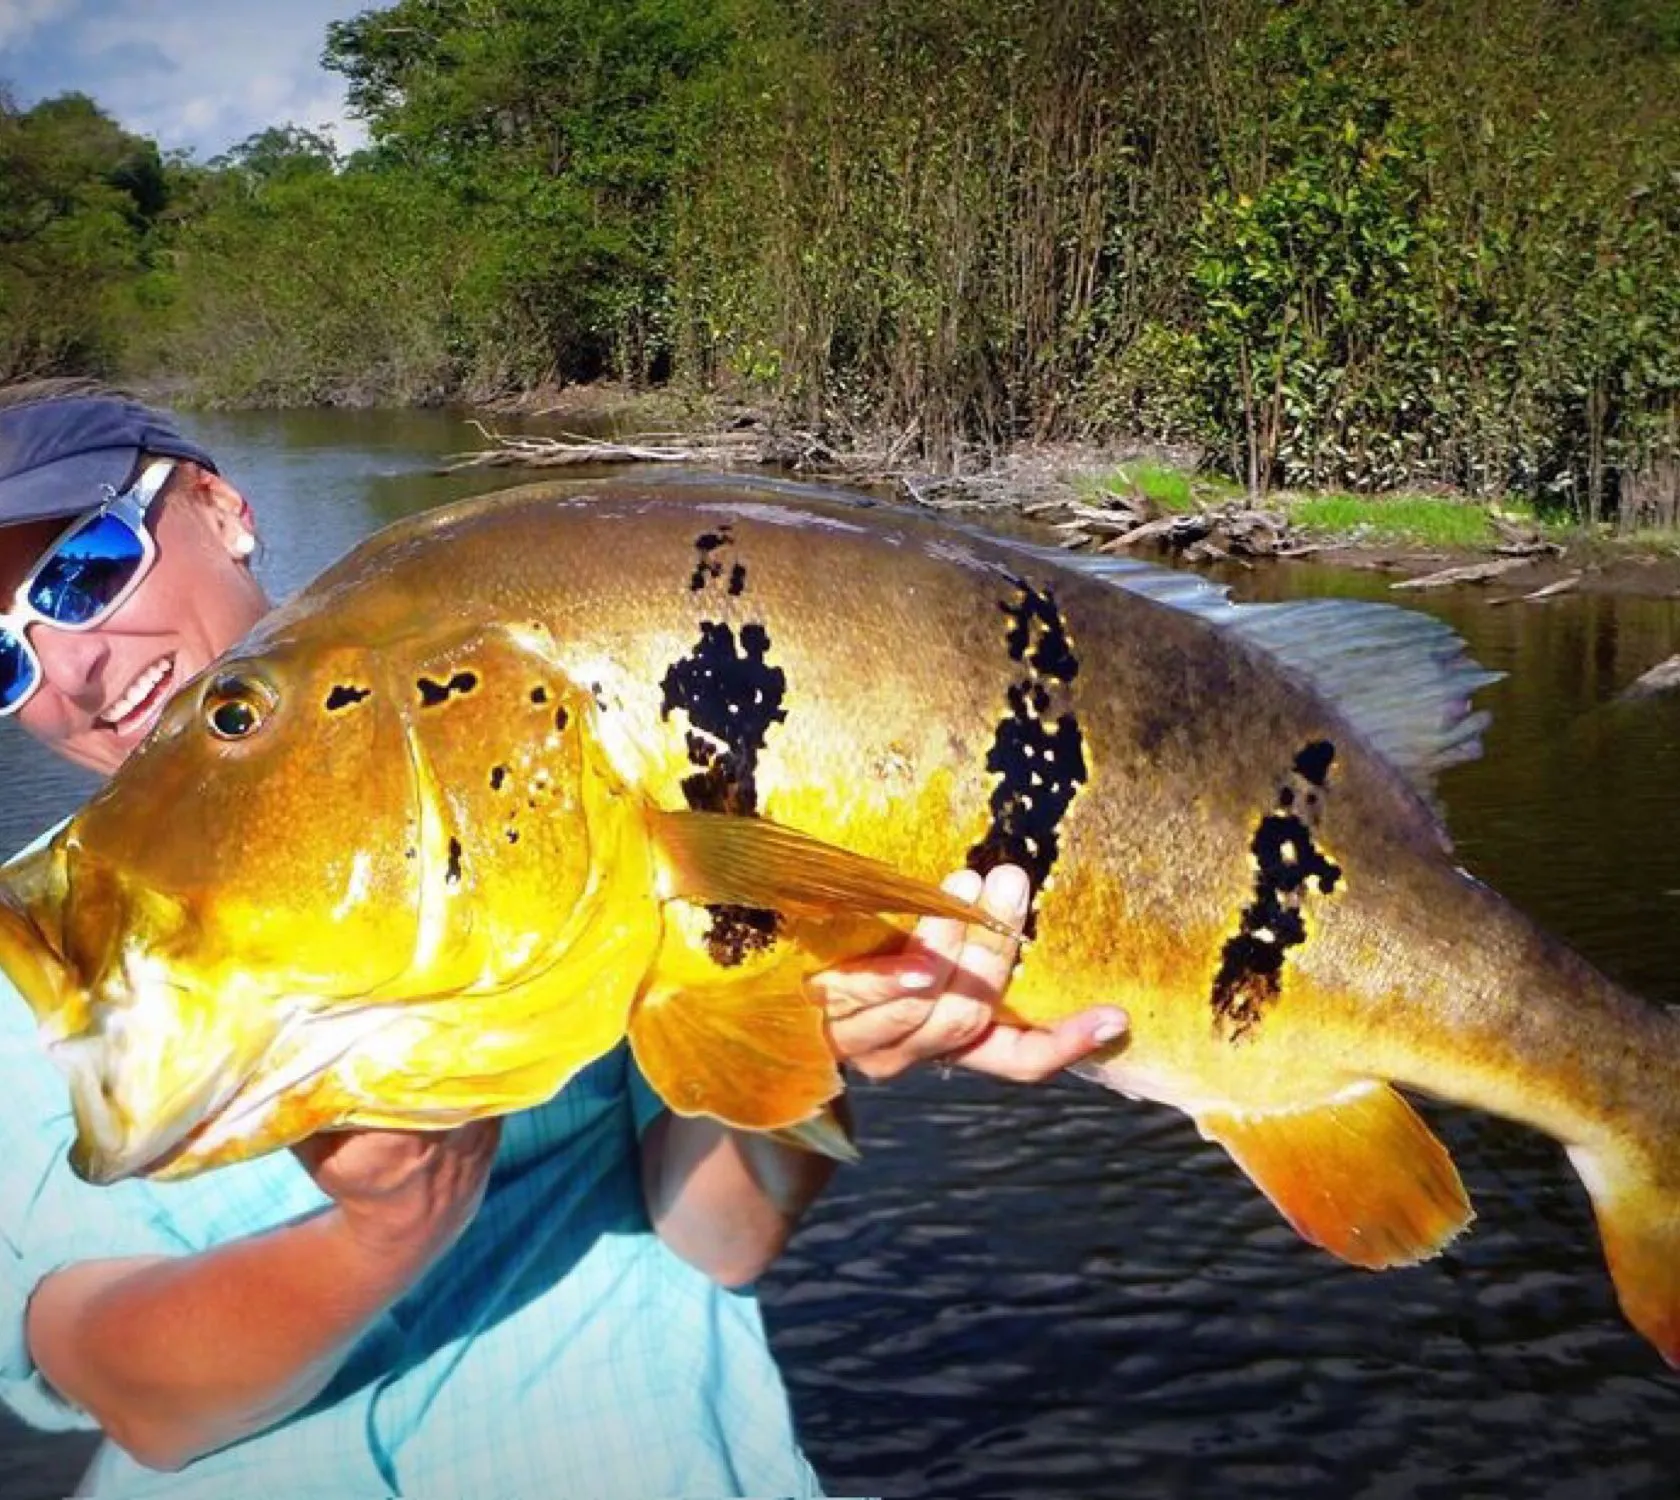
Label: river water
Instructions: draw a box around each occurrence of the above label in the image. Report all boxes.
[2,410,1677,1498]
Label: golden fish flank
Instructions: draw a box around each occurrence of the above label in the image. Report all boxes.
[0,475,1676,1370]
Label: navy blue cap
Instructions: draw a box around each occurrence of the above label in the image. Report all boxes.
[0,393,220,528]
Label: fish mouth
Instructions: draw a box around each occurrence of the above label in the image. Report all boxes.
[56,1033,240,1186]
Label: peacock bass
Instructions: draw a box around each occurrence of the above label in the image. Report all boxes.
[0,475,1675,1366]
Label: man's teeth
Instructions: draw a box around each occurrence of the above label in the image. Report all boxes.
[101,658,173,727]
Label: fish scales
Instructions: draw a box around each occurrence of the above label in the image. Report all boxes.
[1,477,1676,1366]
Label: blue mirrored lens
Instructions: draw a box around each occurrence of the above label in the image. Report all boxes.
[27,512,145,626]
[0,631,37,711]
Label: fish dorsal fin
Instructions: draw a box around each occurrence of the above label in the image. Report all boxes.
[996,542,1501,798]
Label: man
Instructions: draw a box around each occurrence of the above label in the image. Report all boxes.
[0,381,1126,1496]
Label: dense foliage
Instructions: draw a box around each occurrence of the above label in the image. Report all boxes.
[3,0,1677,517]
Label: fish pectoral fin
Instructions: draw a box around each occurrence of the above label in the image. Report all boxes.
[1197,1083,1473,1269]
[650,810,1011,933]
[628,967,843,1133]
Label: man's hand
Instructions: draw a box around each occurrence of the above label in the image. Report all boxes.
[809,864,1128,1082]
[292,1121,502,1264]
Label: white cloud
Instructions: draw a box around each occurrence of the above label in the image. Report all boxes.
[0,0,79,52]
[7,0,368,158]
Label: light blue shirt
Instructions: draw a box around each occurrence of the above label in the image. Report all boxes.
[0,970,820,1498]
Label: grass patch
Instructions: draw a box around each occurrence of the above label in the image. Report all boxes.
[1286,494,1498,547]
[1077,461,1234,513]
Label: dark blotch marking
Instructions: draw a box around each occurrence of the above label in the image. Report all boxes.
[704,904,779,966]
[555,705,569,733]
[689,527,736,591]
[660,594,787,963]
[1211,741,1343,1042]
[490,765,508,791]
[418,671,478,707]
[445,837,463,887]
[728,562,747,596]
[530,685,549,705]
[1294,739,1335,788]
[1001,582,1079,683]
[660,621,787,820]
[507,829,520,845]
[325,684,370,712]
[969,583,1088,932]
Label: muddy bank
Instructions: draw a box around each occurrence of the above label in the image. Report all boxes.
[458,398,1680,602]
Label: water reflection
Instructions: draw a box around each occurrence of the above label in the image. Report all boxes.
[2,425,1677,1498]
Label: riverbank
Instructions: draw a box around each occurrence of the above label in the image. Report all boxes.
[467,385,1680,602]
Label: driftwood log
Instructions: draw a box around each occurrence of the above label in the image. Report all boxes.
[1391,557,1535,591]
[1617,654,1680,702]
[440,421,848,474]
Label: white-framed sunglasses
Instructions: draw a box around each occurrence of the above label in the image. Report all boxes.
[0,459,176,716]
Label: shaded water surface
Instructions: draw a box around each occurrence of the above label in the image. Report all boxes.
[2,417,1677,1496]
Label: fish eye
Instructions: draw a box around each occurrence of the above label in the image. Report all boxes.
[203,675,276,742]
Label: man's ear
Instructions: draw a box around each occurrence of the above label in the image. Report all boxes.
[182,466,258,562]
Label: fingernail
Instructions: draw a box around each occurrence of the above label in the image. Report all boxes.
[988,864,1031,915]
[1091,1010,1128,1045]
[943,868,984,902]
[897,964,940,991]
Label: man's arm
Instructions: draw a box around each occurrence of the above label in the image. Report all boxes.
[643,865,1129,1285]
[25,1121,499,1471]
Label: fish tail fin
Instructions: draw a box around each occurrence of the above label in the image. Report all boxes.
[1567,1142,1680,1367]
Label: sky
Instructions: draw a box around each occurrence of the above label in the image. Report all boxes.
[0,0,371,159]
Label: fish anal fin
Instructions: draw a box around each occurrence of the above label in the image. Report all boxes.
[650,809,1011,933]
[1566,1145,1680,1367]
[629,966,842,1133]
[767,1104,860,1164]
[1198,1083,1473,1269]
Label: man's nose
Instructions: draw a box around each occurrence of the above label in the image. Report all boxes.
[30,621,112,703]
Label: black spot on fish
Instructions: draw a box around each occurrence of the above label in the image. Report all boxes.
[530,686,549,705]
[1211,745,1344,1042]
[405,846,417,861]
[969,582,1088,931]
[490,765,508,791]
[555,705,569,733]
[689,527,736,591]
[507,829,520,845]
[728,562,747,596]
[1294,739,1335,788]
[660,621,787,819]
[325,684,370,712]
[1001,583,1079,683]
[660,606,788,964]
[445,837,463,887]
[704,904,779,966]
[418,671,478,707]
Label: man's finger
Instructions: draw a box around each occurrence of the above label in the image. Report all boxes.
[903,867,984,980]
[944,864,1030,1002]
[953,1005,1129,1084]
[806,954,943,1021]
